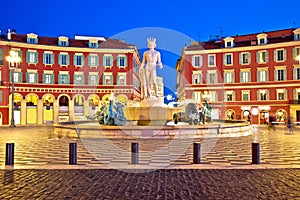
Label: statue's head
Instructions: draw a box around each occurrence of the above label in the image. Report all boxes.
[147,37,156,49]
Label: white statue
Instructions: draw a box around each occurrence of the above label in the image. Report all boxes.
[140,37,163,99]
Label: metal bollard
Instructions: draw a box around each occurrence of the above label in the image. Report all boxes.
[131,142,138,164]
[5,143,14,165]
[193,142,201,164]
[69,143,77,165]
[252,142,260,164]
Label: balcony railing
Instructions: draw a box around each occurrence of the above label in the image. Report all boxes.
[289,100,300,104]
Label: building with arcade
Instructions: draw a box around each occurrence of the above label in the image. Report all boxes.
[0,30,145,125]
[176,28,300,124]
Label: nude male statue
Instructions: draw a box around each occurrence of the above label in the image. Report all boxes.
[140,37,163,99]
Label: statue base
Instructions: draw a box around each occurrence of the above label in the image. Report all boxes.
[140,96,164,107]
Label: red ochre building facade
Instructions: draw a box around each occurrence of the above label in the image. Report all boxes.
[0,30,142,125]
[176,28,300,124]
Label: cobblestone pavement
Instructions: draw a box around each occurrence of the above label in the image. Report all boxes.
[0,125,299,168]
[0,125,300,199]
[0,169,299,199]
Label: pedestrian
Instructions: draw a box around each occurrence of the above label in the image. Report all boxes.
[286,117,293,134]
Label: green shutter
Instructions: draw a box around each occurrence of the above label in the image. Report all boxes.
[34,52,38,63]
[274,70,278,81]
[124,57,127,66]
[265,51,269,62]
[0,48,3,64]
[26,72,29,83]
[293,48,296,59]
[110,75,113,85]
[43,53,46,64]
[35,73,38,83]
[274,50,277,61]
[256,52,259,63]
[117,57,120,66]
[26,51,30,63]
[88,56,91,66]
[58,54,62,65]
[283,49,287,61]
[103,75,106,85]
[0,91,2,102]
[81,56,84,66]
[284,69,287,80]
[58,74,62,84]
[103,56,106,66]
[117,75,120,85]
[43,74,46,83]
[248,53,251,64]
[51,74,54,84]
[66,55,70,65]
[74,56,77,66]
[66,74,70,84]
[51,54,54,64]
[88,75,91,84]
[96,56,99,66]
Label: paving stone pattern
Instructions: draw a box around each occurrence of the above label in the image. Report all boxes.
[0,169,299,199]
[0,125,300,168]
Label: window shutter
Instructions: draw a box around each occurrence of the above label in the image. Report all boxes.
[257,90,260,100]
[42,74,46,83]
[248,71,251,82]
[232,72,235,83]
[103,75,106,85]
[26,51,30,63]
[74,56,77,66]
[43,53,46,64]
[239,53,243,64]
[81,56,84,66]
[34,52,38,63]
[274,50,277,61]
[58,74,62,84]
[233,92,236,101]
[88,56,91,66]
[51,54,54,64]
[58,54,62,65]
[51,74,54,84]
[35,73,38,83]
[110,75,113,85]
[295,34,298,41]
[66,41,69,46]
[124,57,127,66]
[0,49,3,64]
[283,49,287,61]
[274,70,278,81]
[267,90,270,100]
[293,48,296,59]
[223,55,226,65]
[117,57,120,66]
[284,69,287,80]
[110,56,113,66]
[96,56,99,66]
[265,51,269,62]
[66,74,70,84]
[103,56,106,66]
[256,52,259,63]
[66,55,70,65]
[88,75,92,85]
[26,72,29,83]
[117,75,120,85]
[248,53,251,64]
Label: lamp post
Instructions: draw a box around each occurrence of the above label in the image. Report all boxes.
[6,50,21,127]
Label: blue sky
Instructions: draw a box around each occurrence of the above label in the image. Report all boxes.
[1,0,300,94]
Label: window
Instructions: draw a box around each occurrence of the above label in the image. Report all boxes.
[74,74,84,84]
[192,55,202,67]
[117,74,126,85]
[293,47,300,60]
[88,55,99,67]
[26,73,37,83]
[58,74,70,84]
[275,69,286,81]
[207,72,218,84]
[208,54,215,66]
[224,37,234,48]
[256,51,268,63]
[89,42,98,48]
[43,74,53,84]
[103,74,113,85]
[240,71,251,83]
[257,33,267,45]
[117,56,127,67]
[103,55,113,67]
[240,52,250,64]
[13,72,21,83]
[43,52,54,65]
[58,53,70,66]
[257,70,268,82]
[294,68,300,80]
[58,37,69,46]
[192,73,202,84]
[224,53,233,65]
[258,90,268,101]
[26,33,38,44]
[89,75,98,85]
[242,90,250,101]
[274,49,286,62]
[277,90,286,100]
[224,71,234,83]
[209,91,217,102]
[225,91,235,101]
[26,51,38,64]
[74,55,84,66]
[294,29,300,41]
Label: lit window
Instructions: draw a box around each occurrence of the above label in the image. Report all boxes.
[257,51,268,63]
[240,52,250,64]
[258,70,268,82]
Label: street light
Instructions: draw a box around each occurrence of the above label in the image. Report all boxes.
[6,50,21,127]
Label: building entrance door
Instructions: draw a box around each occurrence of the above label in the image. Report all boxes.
[297,111,300,122]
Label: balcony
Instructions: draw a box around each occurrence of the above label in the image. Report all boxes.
[289,100,300,104]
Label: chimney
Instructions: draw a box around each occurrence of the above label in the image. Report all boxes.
[7,29,11,40]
